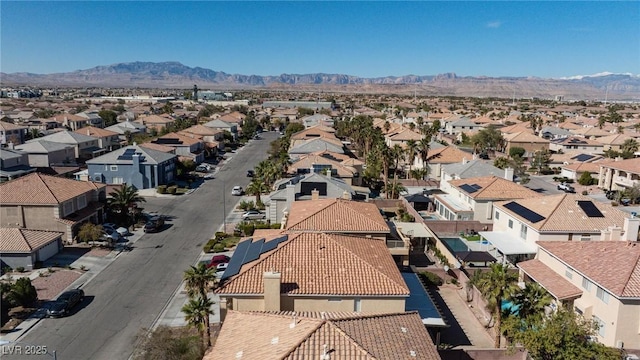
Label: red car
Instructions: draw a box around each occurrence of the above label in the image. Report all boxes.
[207,255,230,269]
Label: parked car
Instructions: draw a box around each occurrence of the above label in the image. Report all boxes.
[242,210,266,220]
[557,182,576,193]
[207,255,230,269]
[246,170,255,177]
[144,216,165,233]
[47,289,84,318]
[231,186,244,196]
[102,227,122,242]
[195,164,211,173]
[103,224,129,237]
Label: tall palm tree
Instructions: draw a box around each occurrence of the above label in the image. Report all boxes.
[246,178,269,205]
[404,140,418,179]
[107,184,146,225]
[182,296,215,348]
[621,138,639,156]
[417,137,431,178]
[391,144,405,199]
[510,282,552,325]
[184,262,216,300]
[380,144,392,199]
[475,263,519,348]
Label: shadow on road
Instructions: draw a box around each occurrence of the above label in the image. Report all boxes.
[429,287,473,347]
[43,247,91,267]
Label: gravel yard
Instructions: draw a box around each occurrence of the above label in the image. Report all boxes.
[32,269,84,301]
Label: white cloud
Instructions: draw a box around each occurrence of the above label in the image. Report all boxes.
[486,21,502,29]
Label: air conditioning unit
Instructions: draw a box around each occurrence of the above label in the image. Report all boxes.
[616,340,624,349]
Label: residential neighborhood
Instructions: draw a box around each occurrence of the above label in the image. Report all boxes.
[1,88,640,360]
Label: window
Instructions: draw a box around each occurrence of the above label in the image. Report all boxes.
[110,165,118,171]
[582,277,592,291]
[565,267,573,279]
[519,224,528,239]
[593,315,605,337]
[354,298,361,312]
[596,287,609,304]
[63,201,73,216]
[580,234,591,241]
[508,219,513,229]
[78,195,87,209]
[495,211,500,220]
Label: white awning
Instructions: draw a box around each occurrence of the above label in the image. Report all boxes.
[393,221,436,238]
[479,231,537,255]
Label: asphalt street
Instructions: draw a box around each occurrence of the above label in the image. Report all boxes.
[8,132,278,360]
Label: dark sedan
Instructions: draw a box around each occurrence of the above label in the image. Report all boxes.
[47,289,85,317]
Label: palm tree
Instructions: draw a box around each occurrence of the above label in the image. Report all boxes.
[417,137,431,178]
[475,263,519,348]
[380,144,392,199]
[465,269,483,302]
[404,140,418,179]
[182,296,215,348]
[184,262,216,300]
[391,144,405,199]
[621,138,639,157]
[246,178,269,205]
[107,184,146,226]
[510,282,552,325]
[386,182,407,199]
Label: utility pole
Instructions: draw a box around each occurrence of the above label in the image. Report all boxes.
[222,177,226,233]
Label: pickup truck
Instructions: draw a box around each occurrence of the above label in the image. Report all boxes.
[557,182,576,193]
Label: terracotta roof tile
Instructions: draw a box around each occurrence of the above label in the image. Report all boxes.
[449,176,541,200]
[518,259,582,300]
[0,173,104,205]
[504,131,549,143]
[426,146,470,164]
[0,228,63,252]
[599,158,640,173]
[216,233,408,296]
[496,194,630,232]
[207,311,441,360]
[538,241,640,297]
[73,126,118,138]
[285,199,389,233]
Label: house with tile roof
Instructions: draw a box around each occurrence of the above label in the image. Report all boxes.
[0,228,63,270]
[440,159,512,194]
[135,114,175,132]
[85,145,177,189]
[179,124,224,155]
[0,121,28,146]
[50,114,90,131]
[434,176,541,223]
[0,173,107,243]
[560,160,610,181]
[287,152,361,186]
[104,119,147,137]
[14,140,76,168]
[540,125,572,140]
[444,116,483,135]
[216,232,409,316]
[384,128,424,148]
[300,114,334,128]
[207,310,441,360]
[202,118,237,136]
[288,137,345,160]
[595,134,638,152]
[73,126,121,151]
[549,136,604,154]
[518,241,640,348]
[480,194,639,265]
[414,146,471,180]
[570,126,611,139]
[289,125,338,142]
[0,147,36,182]
[26,130,102,161]
[503,131,550,158]
[597,157,640,192]
[152,132,205,163]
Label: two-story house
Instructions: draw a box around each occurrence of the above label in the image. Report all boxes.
[73,126,121,152]
[0,147,36,182]
[135,114,174,132]
[413,146,471,180]
[549,136,604,154]
[444,116,484,135]
[152,132,205,163]
[50,114,90,131]
[481,194,639,265]
[503,131,550,158]
[434,175,541,223]
[0,121,28,146]
[179,124,225,156]
[287,152,361,185]
[598,157,640,192]
[440,159,512,194]
[518,241,640,348]
[14,140,76,168]
[288,137,345,160]
[26,131,101,161]
[0,172,107,243]
[203,119,237,137]
[85,145,177,189]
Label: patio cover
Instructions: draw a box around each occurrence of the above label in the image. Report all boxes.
[518,259,583,300]
[479,231,537,255]
[393,221,436,238]
[404,193,432,204]
[456,251,496,263]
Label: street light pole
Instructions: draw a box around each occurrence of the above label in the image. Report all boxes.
[222,177,226,233]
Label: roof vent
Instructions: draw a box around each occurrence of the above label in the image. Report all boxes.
[235,351,243,358]
[290,314,297,329]
[401,327,408,333]
[320,344,330,360]
[410,350,417,357]
[271,337,279,345]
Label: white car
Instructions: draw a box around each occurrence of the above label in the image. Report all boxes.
[103,223,128,237]
[242,210,265,220]
[231,186,244,196]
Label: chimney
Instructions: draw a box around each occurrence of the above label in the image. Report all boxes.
[609,226,622,241]
[342,190,350,200]
[132,152,141,169]
[504,167,515,181]
[286,183,296,206]
[311,188,320,200]
[87,129,91,136]
[263,271,281,311]
[462,157,468,164]
[7,142,14,150]
[623,218,640,241]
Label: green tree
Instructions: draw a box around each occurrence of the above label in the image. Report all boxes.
[493,157,511,169]
[509,147,526,159]
[578,172,596,186]
[508,309,622,360]
[530,149,551,175]
[182,296,215,349]
[475,263,519,348]
[508,282,552,326]
[184,263,216,302]
[471,125,505,155]
[107,184,146,225]
[246,178,269,204]
[404,140,418,179]
[77,222,104,245]
[621,138,639,158]
[390,144,405,199]
[98,109,118,127]
[285,122,305,136]
[7,277,38,307]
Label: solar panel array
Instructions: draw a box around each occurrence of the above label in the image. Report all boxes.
[568,138,587,144]
[117,148,137,161]
[503,202,546,223]
[459,183,482,194]
[577,200,604,217]
[572,154,595,162]
[221,235,289,281]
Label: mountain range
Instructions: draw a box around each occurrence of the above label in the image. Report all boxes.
[2,61,640,100]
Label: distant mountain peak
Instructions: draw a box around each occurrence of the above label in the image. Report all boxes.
[559,72,639,80]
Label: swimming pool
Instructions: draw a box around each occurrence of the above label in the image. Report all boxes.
[441,237,471,253]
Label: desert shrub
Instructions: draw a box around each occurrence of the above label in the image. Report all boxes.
[132,326,204,360]
[578,172,597,186]
[167,186,177,195]
[203,238,217,253]
[419,271,443,287]
[270,223,281,229]
[157,185,167,194]
[239,200,255,211]
[214,232,227,240]
[582,190,588,195]
[212,243,226,252]
[15,267,25,273]
[6,277,38,307]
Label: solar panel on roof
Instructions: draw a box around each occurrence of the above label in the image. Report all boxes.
[261,235,288,253]
[572,154,594,162]
[471,184,482,189]
[460,184,479,193]
[117,148,137,160]
[577,200,604,217]
[243,238,265,264]
[221,238,252,280]
[503,202,546,223]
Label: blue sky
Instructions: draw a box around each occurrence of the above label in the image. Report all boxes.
[1,1,639,78]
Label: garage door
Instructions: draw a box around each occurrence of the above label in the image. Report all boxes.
[37,240,60,262]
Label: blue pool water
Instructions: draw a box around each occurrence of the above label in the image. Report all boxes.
[441,237,471,253]
[501,300,520,315]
